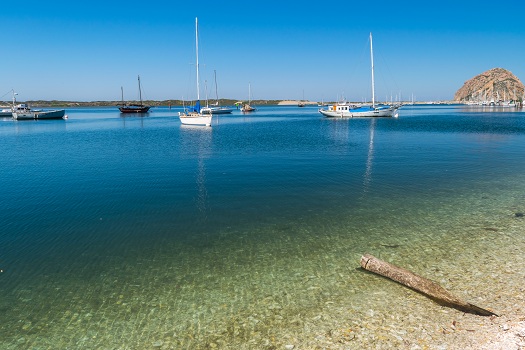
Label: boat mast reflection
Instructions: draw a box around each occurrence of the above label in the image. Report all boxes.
[181,125,212,221]
[363,118,376,193]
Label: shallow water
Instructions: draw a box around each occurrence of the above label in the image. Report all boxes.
[0,105,524,349]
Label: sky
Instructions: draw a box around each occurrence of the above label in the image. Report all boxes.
[2,0,525,103]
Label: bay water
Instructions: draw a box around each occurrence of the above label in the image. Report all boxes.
[1,105,524,349]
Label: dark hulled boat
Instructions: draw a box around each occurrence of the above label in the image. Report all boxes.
[119,75,150,114]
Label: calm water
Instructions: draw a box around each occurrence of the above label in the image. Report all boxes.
[1,105,524,349]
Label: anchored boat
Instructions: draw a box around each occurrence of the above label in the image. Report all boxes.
[319,33,399,118]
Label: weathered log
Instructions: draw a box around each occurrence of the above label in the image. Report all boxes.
[360,254,497,316]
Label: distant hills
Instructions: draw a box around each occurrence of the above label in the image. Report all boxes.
[454,68,524,102]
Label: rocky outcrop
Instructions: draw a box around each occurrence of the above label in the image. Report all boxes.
[454,68,524,102]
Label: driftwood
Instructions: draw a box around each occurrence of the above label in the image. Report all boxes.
[360,254,497,316]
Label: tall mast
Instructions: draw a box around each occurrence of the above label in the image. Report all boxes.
[138,75,143,104]
[370,32,375,108]
[195,17,200,101]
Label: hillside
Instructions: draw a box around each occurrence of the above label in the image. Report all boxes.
[454,68,524,102]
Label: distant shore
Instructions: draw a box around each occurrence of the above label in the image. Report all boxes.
[0,99,457,108]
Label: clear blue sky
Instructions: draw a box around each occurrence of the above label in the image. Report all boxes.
[2,0,525,102]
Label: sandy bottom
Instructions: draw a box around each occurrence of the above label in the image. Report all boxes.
[1,182,525,349]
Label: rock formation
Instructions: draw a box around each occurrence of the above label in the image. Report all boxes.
[454,68,524,102]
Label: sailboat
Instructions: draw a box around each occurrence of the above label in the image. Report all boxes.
[201,70,233,114]
[319,33,399,118]
[240,82,256,112]
[119,75,151,113]
[179,17,212,127]
[298,89,306,107]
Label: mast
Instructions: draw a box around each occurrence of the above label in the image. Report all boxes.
[12,90,17,109]
[370,32,375,108]
[137,75,143,104]
[214,70,219,104]
[195,17,200,102]
[204,80,209,107]
[248,82,251,104]
[121,86,124,104]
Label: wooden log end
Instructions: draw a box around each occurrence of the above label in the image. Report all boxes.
[360,254,374,269]
[465,303,499,317]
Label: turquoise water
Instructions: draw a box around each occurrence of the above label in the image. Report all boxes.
[1,105,524,349]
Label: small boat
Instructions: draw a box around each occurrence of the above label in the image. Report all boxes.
[240,83,256,113]
[298,90,306,107]
[319,33,399,118]
[201,105,233,114]
[178,17,212,127]
[118,104,150,113]
[240,104,255,112]
[119,76,150,113]
[200,70,233,115]
[12,104,66,120]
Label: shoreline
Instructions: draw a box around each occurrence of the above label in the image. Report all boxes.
[1,100,458,108]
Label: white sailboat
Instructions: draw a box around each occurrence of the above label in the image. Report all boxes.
[179,17,212,127]
[319,33,399,118]
[241,83,256,112]
[201,70,233,115]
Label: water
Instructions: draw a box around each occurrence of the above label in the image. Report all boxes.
[1,105,524,349]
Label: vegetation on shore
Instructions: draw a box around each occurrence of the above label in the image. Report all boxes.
[4,99,284,108]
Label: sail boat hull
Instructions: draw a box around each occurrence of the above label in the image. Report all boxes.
[351,105,398,117]
[319,104,398,118]
[241,105,255,112]
[201,106,233,114]
[119,105,150,113]
[179,112,212,126]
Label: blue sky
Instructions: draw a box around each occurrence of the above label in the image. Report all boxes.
[2,0,525,102]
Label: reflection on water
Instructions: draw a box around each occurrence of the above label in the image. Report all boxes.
[363,118,376,192]
[460,105,524,113]
[180,125,213,222]
[120,113,147,128]
[10,118,67,135]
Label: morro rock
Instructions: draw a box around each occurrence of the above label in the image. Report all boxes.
[454,68,524,102]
